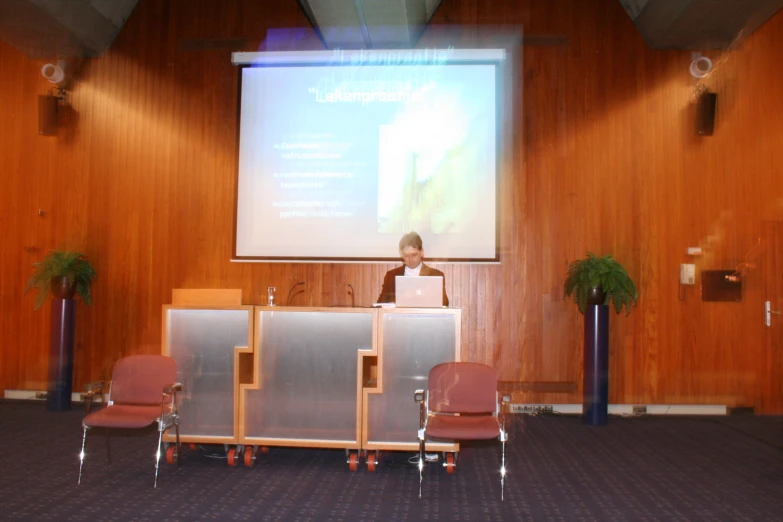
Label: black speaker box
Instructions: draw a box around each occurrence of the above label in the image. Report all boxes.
[38,94,58,136]
[696,91,717,136]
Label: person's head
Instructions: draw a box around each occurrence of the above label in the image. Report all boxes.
[399,231,424,269]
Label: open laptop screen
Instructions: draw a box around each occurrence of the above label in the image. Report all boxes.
[395,276,444,308]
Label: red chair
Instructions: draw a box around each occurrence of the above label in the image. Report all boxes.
[77,354,183,488]
[414,362,511,499]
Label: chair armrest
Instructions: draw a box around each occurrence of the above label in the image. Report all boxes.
[497,393,512,427]
[83,381,104,394]
[159,383,183,421]
[163,382,183,394]
[83,381,106,413]
[161,382,183,410]
[414,389,427,434]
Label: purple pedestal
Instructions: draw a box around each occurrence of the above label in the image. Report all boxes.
[583,304,609,425]
[47,298,74,411]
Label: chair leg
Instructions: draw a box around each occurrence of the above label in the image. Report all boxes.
[175,420,181,468]
[418,436,425,499]
[154,429,164,488]
[500,438,507,501]
[78,426,88,485]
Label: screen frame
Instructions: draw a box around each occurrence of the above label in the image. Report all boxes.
[231,49,505,263]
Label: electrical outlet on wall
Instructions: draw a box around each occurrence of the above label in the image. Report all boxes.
[509,404,553,414]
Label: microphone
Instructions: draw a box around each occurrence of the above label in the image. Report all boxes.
[286,281,305,306]
[347,283,355,308]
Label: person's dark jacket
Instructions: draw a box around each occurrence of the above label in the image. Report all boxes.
[376,264,449,306]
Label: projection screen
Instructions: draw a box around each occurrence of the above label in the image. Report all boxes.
[232,48,504,262]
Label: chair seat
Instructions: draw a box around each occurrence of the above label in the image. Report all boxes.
[426,414,500,440]
[83,404,163,429]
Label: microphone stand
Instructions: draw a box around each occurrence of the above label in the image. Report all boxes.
[286,281,305,306]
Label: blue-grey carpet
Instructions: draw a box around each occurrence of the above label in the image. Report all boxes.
[0,401,780,521]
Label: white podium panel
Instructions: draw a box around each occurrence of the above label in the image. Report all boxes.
[364,309,460,450]
[163,307,252,442]
[242,308,374,447]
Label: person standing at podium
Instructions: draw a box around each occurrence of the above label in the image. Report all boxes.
[376,231,449,306]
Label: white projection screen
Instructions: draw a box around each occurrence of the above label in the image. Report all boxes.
[232,48,504,262]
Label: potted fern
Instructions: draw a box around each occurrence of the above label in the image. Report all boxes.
[25,250,97,310]
[564,252,637,426]
[564,253,638,316]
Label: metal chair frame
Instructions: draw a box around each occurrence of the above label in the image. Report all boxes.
[414,363,511,500]
[78,371,182,488]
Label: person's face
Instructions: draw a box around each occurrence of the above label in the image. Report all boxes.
[400,246,423,269]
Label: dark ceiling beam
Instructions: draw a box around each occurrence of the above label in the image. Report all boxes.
[296,0,442,49]
[0,0,138,59]
[620,0,783,49]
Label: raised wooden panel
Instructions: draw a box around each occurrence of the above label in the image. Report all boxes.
[1,0,782,412]
[171,288,242,306]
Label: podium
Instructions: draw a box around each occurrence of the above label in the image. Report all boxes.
[162,297,461,469]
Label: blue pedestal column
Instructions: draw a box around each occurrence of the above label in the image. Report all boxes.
[583,304,609,425]
[47,298,75,411]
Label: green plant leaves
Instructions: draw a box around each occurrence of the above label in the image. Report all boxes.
[564,252,638,316]
[24,250,97,310]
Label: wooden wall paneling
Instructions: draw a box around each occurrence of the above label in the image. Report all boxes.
[353,264,366,308]
[106,47,133,359]
[71,62,95,382]
[361,264,375,308]
[86,50,116,377]
[304,264,319,307]
[142,50,173,346]
[482,265,495,365]
[320,263,333,306]
[0,42,15,389]
[526,40,560,389]
[474,265,484,364]
[349,265,360,308]
[0,43,17,389]
[0,42,45,390]
[341,264,354,307]
[353,265,364,308]
[504,51,527,388]
[132,18,161,353]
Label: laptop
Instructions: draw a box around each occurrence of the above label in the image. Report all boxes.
[395,276,444,308]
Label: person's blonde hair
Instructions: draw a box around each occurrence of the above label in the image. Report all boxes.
[399,231,423,251]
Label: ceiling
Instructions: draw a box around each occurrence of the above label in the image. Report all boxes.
[296,0,443,49]
[0,0,137,59]
[0,0,781,59]
[619,0,783,49]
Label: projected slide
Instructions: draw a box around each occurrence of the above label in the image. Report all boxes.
[234,49,501,261]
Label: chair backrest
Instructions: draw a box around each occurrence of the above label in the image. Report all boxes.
[110,355,177,405]
[428,362,498,414]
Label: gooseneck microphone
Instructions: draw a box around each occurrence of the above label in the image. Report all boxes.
[347,283,355,308]
[286,281,305,306]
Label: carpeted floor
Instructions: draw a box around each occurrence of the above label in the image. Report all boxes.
[0,401,781,521]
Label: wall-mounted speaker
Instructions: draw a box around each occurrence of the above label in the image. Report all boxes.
[696,91,717,136]
[38,94,58,136]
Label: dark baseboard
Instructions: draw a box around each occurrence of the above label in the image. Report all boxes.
[728,406,756,415]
